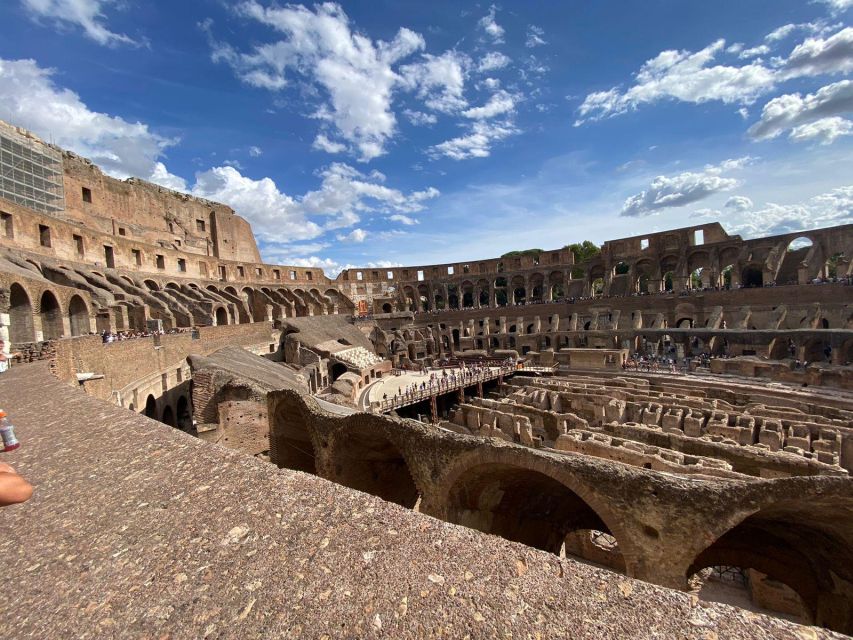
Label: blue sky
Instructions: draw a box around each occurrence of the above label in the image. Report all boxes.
[0,1,851,274]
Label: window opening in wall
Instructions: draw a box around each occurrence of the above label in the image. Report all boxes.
[640,238,649,250]
[447,266,454,275]
[161,373,168,392]
[38,224,51,247]
[168,222,174,233]
[132,249,142,266]
[256,267,263,277]
[73,234,84,258]
[306,272,313,281]
[417,270,424,281]
[387,270,394,279]
[174,239,181,247]
[1,212,12,238]
[356,271,363,280]
[694,229,704,245]
[402,269,409,278]
[463,264,469,273]
[237,265,245,277]
[118,227,126,236]
[103,245,115,268]
[156,254,165,270]
[289,270,297,280]
[372,270,379,279]
[81,187,92,203]
[176,368,183,383]
[219,265,227,281]
[178,258,186,272]
[196,219,206,232]
[273,269,280,280]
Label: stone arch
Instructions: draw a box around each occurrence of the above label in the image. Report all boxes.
[742,264,763,288]
[330,362,348,383]
[214,306,228,326]
[165,281,180,290]
[381,303,392,314]
[8,283,35,345]
[39,290,64,340]
[326,426,420,508]
[430,449,633,562]
[68,295,91,336]
[686,493,853,633]
[176,395,192,431]
[161,405,176,428]
[144,395,157,419]
[143,279,160,291]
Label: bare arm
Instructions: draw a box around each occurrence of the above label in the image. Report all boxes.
[0,464,33,506]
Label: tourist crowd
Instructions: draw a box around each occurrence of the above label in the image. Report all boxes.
[382,359,514,406]
[100,327,193,343]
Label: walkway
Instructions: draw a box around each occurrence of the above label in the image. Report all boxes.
[0,364,827,638]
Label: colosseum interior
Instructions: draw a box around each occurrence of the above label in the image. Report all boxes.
[2,118,853,637]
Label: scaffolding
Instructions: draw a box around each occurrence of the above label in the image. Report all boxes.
[0,125,65,214]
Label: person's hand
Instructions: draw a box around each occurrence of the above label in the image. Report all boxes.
[0,462,33,506]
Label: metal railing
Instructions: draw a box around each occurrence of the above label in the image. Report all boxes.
[375,365,515,413]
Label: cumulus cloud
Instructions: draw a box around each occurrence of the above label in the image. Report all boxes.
[748,80,853,141]
[575,39,775,125]
[815,0,853,14]
[337,228,367,242]
[789,116,853,144]
[312,133,347,154]
[620,157,751,217]
[209,2,426,161]
[389,213,419,225]
[478,5,504,43]
[462,90,517,119]
[22,0,137,46]
[526,25,547,48]
[248,145,262,157]
[739,44,770,59]
[400,50,469,114]
[725,195,754,212]
[0,57,182,187]
[429,120,519,160]
[727,186,853,236]
[782,27,853,78]
[402,109,437,126]
[477,51,511,73]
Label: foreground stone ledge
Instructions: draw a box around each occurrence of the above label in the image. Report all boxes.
[0,364,842,639]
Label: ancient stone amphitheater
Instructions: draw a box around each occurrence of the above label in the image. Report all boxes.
[2,118,853,638]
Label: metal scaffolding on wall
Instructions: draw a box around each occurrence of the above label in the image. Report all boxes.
[0,126,65,214]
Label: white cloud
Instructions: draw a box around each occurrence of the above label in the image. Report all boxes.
[575,40,775,125]
[748,80,853,141]
[815,0,853,14]
[526,25,547,48]
[782,27,853,78]
[727,185,853,236]
[248,145,262,157]
[400,50,469,114]
[481,77,501,90]
[0,57,180,187]
[789,116,853,144]
[312,133,347,154]
[403,109,438,126]
[620,157,751,217]
[210,2,426,161]
[477,52,510,73]
[478,5,504,43]
[739,45,769,59]
[462,90,517,119]
[337,228,367,242]
[22,0,136,46]
[725,195,754,212]
[429,120,519,160]
[389,213,419,225]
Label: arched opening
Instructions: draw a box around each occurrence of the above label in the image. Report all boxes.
[742,265,763,288]
[494,277,508,306]
[687,497,853,634]
[381,303,392,314]
[447,284,459,309]
[39,290,63,340]
[68,295,90,336]
[144,395,157,419]
[444,463,619,554]
[9,283,35,345]
[452,328,460,349]
[777,237,814,285]
[161,405,176,427]
[176,396,192,431]
[329,430,419,508]
[676,317,693,329]
[591,277,605,297]
[143,280,159,291]
[215,307,228,325]
[662,271,675,292]
[330,362,348,383]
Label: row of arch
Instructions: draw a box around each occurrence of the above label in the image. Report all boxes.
[269,402,852,632]
[8,282,92,344]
